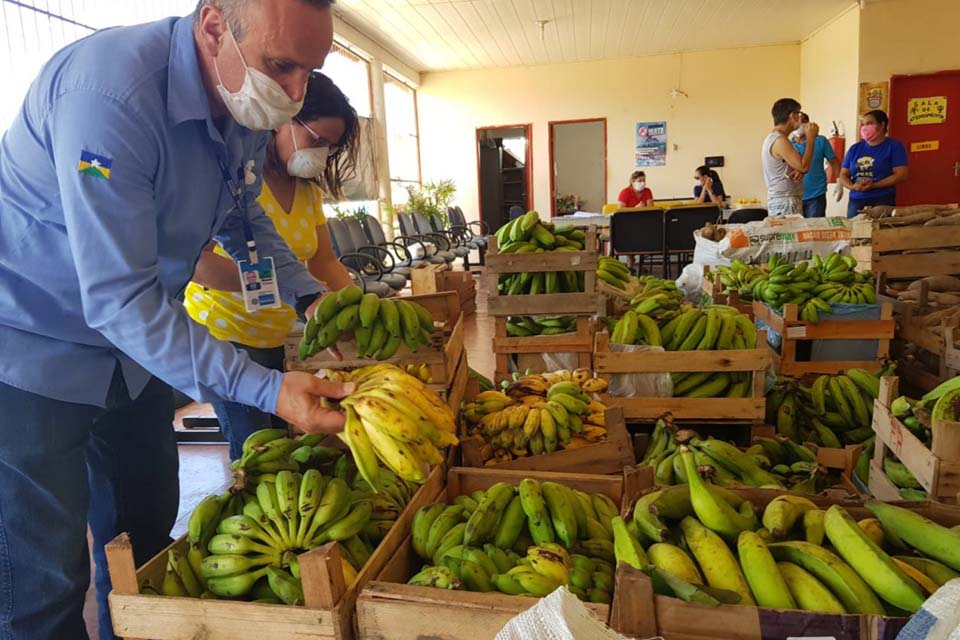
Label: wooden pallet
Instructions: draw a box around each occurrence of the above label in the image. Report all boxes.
[410,264,476,315]
[356,467,623,640]
[492,316,594,383]
[753,301,894,376]
[851,219,960,282]
[896,304,960,393]
[593,331,770,423]
[701,267,754,317]
[460,405,635,474]
[483,226,602,317]
[284,291,465,388]
[105,465,446,640]
[870,376,960,503]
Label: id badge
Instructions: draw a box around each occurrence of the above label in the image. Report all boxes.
[238,257,281,313]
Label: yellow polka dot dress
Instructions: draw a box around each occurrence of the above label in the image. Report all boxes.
[184,180,326,348]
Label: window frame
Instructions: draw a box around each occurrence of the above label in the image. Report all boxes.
[383,69,422,203]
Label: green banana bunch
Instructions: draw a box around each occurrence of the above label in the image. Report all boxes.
[505,315,578,337]
[298,285,436,360]
[596,256,633,290]
[494,212,590,297]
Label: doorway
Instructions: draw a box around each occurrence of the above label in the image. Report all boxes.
[889,70,960,205]
[549,118,607,216]
[476,124,532,235]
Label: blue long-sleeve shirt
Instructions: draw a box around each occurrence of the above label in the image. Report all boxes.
[0,15,323,412]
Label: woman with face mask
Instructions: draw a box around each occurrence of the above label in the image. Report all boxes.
[185,71,359,459]
[617,170,654,208]
[693,166,726,205]
[839,110,909,218]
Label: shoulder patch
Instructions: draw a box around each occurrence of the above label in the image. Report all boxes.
[77,150,112,180]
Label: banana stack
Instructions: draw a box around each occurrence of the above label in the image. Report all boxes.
[640,418,847,494]
[298,285,437,361]
[615,450,960,616]
[856,376,960,500]
[407,478,621,603]
[494,211,589,296]
[505,315,579,337]
[461,369,610,464]
[162,429,422,603]
[596,256,635,291]
[767,364,894,446]
[715,254,877,323]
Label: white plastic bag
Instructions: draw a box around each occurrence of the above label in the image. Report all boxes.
[606,343,672,399]
[495,587,638,640]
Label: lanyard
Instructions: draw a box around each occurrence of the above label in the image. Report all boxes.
[217,156,259,264]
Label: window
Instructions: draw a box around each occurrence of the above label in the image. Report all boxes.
[383,71,420,205]
[321,41,372,119]
[0,0,195,129]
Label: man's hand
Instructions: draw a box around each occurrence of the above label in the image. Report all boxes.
[834,183,844,202]
[804,121,820,137]
[305,295,324,321]
[789,169,804,182]
[275,371,356,434]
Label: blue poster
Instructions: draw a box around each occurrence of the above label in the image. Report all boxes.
[635,121,667,167]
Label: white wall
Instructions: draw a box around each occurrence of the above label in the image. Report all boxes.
[417,44,801,222]
[800,6,861,217]
[553,120,606,212]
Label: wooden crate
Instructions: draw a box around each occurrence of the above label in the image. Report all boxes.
[355,467,623,640]
[896,305,960,393]
[285,291,465,388]
[701,267,754,317]
[851,219,960,282]
[492,316,594,383]
[105,465,446,640]
[411,264,477,315]
[753,301,894,376]
[870,376,960,502]
[460,405,635,474]
[610,466,960,640]
[483,226,602,317]
[593,331,770,423]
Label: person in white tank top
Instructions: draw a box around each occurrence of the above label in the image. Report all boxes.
[762,98,820,216]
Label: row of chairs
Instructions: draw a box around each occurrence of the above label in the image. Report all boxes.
[324,206,488,297]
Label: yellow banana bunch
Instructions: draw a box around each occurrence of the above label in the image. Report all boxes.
[461,369,610,464]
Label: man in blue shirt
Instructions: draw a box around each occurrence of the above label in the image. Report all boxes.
[791,113,843,218]
[0,1,354,637]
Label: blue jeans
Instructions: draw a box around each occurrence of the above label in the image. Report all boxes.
[0,373,179,639]
[847,193,896,218]
[212,343,286,460]
[802,194,827,218]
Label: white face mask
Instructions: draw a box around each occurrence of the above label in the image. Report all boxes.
[214,26,305,131]
[634,181,646,190]
[286,124,330,179]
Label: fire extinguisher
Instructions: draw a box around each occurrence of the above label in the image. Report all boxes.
[827,120,845,184]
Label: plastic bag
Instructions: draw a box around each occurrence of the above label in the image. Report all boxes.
[516,351,580,374]
[895,578,960,639]
[757,302,882,362]
[606,343,672,398]
[495,587,638,640]
[693,216,852,267]
[675,263,706,302]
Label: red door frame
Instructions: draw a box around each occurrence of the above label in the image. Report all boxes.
[548,117,608,217]
[475,124,533,228]
[889,69,960,204]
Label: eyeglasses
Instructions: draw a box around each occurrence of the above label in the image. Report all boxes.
[295,118,340,155]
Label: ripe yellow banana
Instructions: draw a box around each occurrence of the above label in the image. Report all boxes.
[777,562,845,613]
[647,543,702,585]
[680,516,754,605]
[737,531,795,609]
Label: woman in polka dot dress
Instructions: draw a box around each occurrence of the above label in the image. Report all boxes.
[185,72,358,459]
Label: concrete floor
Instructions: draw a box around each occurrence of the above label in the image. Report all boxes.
[83,275,495,638]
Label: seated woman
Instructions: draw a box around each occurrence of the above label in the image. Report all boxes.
[693,165,726,205]
[617,171,654,208]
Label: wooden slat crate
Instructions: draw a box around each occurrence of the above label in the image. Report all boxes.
[410,264,476,315]
[851,219,960,282]
[105,465,446,640]
[609,465,960,640]
[753,301,894,376]
[284,291,465,389]
[355,467,623,640]
[492,316,594,383]
[483,226,602,317]
[701,267,755,317]
[896,305,960,393]
[870,376,960,502]
[593,331,770,423]
[460,405,635,474]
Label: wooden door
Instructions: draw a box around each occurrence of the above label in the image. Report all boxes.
[889,70,960,205]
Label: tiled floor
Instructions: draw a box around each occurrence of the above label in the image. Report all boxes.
[83,273,495,638]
